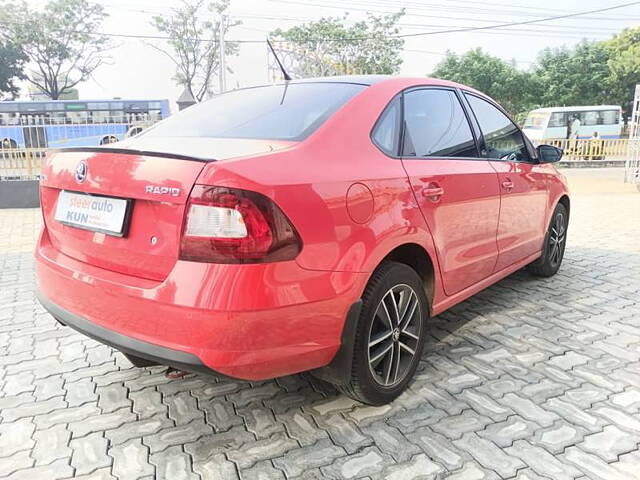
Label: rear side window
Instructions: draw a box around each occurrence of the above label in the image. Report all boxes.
[402,89,477,158]
[141,83,366,141]
[372,97,401,155]
[465,93,530,162]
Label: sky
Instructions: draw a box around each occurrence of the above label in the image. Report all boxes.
[13,0,640,110]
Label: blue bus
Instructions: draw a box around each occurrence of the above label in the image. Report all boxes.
[0,99,170,150]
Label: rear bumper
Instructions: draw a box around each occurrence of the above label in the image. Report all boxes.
[35,228,368,380]
[37,291,212,375]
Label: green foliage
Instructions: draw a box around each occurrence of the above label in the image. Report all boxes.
[2,0,110,100]
[432,27,640,118]
[606,27,640,113]
[431,48,536,117]
[271,11,404,77]
[533,41,612,107]
[151,0,240,101]
[0,40,27,99]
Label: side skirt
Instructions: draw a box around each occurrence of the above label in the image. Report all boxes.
[432,251,542,316]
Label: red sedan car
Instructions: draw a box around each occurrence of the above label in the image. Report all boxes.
[36,76,569,405]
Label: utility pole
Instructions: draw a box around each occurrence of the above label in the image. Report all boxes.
[218,14,227,94]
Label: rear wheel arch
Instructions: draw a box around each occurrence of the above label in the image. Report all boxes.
[311,242,436,389]
[378,243,435,314]
[557,194,570,218]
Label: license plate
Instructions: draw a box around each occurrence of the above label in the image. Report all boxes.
[54,190,131,236]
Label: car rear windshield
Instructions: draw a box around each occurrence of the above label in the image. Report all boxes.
[142,82,367,141]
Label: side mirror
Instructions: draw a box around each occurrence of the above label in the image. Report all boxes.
[537,144,563,163]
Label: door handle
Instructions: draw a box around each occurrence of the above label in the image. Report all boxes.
[422,183,444,201]
[502,179,514,191]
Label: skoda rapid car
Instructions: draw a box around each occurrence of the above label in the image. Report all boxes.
[36,76,569,405]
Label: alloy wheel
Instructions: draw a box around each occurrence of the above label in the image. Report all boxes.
[367,284,421,387]
[548,211,566,267]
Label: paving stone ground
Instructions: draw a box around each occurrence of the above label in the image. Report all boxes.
[1,167,640,479]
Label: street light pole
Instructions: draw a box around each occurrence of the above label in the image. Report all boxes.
[219,14,227,94]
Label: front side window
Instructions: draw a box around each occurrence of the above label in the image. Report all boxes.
[465,93,530,162]
[372,97,401,155]
[142,83,366,141]
[402,89,477,158]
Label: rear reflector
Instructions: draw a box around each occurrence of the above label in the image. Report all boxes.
[180,185,301,263]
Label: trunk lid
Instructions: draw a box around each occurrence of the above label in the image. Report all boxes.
[40,149,207,281]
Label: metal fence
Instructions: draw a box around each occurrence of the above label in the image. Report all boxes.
[535,138,629,161]
[0,115,160,178]
[0,137,632,178]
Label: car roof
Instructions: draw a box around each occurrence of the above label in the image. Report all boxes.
[277,74,480,92]
[286,75,393,86]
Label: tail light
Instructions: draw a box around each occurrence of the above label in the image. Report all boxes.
[180,185,302,263]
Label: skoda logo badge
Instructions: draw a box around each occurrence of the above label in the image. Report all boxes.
[75,160,87,183]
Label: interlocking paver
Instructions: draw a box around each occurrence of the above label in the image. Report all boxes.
[129,388,167,419]
[313,414,372,454]
[382,453,444,479]
[276,410,328,446]
[143,419,213,453]
[191,453,239,480]
[454,432,524,478]
[363,420,422,463]
[70,432,110,475]
[272,439,346,477]
[31,426,72,466]
[4,459,73,480]
[2,172,640,478]
[407,426,468,470]
[0,418,35,456]
[109,439,154,479]
[532,419,587,454]
[226,432,298,469]
[0,450,33,477]
[610,388,640,412]
[563,446,630,480]
[105,413,174,446]
[238,404,285,439]
[184,425,255,461]
[149,445,198,480]
[499,393,559,427]
[320,446,392,479]
[478,415,540,448]
[506,440,581,480]
[580,425,639,461]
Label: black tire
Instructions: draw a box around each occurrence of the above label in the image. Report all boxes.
[527,203,568,277]
[338,261,428,405]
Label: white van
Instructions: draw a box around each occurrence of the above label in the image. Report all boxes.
[523,105,623,141]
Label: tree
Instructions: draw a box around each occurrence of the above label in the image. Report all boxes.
[0,40,27,100]
[151,0,240,102]
[2,0,110,100]
[605,26,640,114]
[532,40,612,108]
[271,11,405,78]
[431,48,537,117]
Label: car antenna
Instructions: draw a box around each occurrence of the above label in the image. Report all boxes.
[267,38,292,82]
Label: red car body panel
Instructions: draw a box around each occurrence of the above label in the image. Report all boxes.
[35,76,570,380]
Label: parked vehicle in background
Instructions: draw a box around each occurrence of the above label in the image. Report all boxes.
[0,99,170,150]
[35,76,570,405]
[523,105,623,141]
